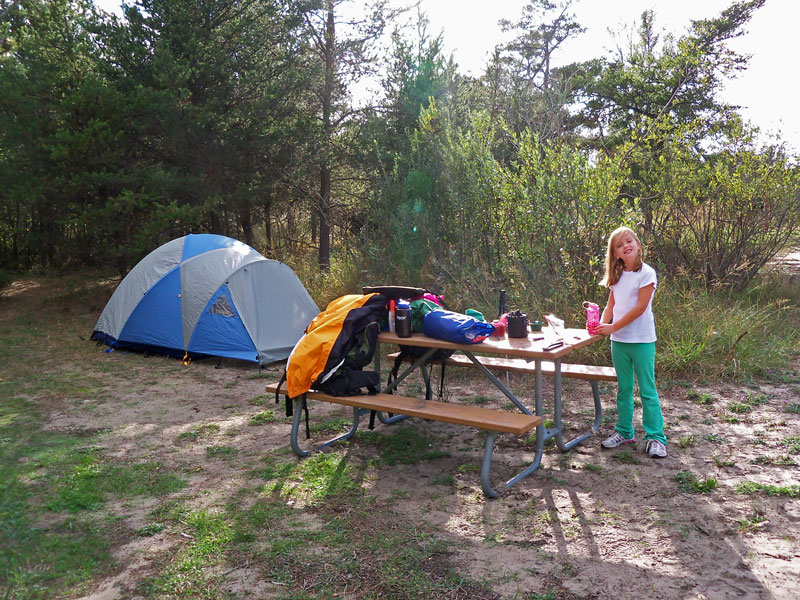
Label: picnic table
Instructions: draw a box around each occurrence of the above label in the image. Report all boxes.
[377,327,610,496]
[268,326,612,498]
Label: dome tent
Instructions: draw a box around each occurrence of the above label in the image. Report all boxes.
[92,234,318,365]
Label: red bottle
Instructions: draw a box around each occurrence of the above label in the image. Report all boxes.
[388,299,396,333]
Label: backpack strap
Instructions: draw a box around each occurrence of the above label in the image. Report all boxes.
[436,362,447,401]
[274,371,294,418]
[368,409,377,430]
[303,396,311,439]
[387,348,408,393]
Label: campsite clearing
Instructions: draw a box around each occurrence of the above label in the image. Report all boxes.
[1,273,799,600]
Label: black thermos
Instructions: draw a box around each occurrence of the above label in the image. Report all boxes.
[396,302,412,338]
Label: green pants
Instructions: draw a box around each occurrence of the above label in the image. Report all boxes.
[611,341,666,445]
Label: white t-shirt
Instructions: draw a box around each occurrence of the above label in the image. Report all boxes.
[610,262,657,343]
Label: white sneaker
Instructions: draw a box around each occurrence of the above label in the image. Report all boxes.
[601,431,635,448]
[646,439,667,458]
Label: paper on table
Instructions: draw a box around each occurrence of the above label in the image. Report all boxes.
[544,314,564,338]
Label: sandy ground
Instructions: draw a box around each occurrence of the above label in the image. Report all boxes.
[3,273,799,600]
[56,348,800,600]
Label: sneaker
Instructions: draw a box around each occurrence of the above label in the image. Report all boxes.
[646,439,667,458]
[601,431,635,448]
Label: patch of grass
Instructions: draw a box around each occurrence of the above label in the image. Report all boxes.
[206,445,238,458]
[144,507,233,598]
[723,414,740,424]
[727,401,753,414]
[248,410,276,425]
[45,450,186,513]
[252,455,296,482]
[713,455,736,468]
[310,417,349,435]
[751,455,796,467]
[687,391,715,405]
[136,522,165,537]
[744,392,770,407]
[584,463,603,474]
[288,452,362,504]
[781,435,800,454]
[468,395,492,405]
[735,481,800,497]
[355,426,449,465]
[248,394,271,406]
[177,423,221,442]
[657,284,798,378]
[457,462,479,473]
[0,399,119,596]
[611,450,639,465]
[784,403,800,414]
[736,511,768,534]
[674,471,718,493]
[705,433,727,444]
[524,591,560,600]
[231,497,295,545]
[432,474,455,486]
[677,435,696,448]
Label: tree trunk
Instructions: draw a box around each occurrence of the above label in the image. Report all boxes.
[317,0,335,271]
[263,192,272,256]
[319,163,331,269]
[239,201,253,247]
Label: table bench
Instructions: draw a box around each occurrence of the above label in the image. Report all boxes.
[387,352,615,443]
[265,382,542,497]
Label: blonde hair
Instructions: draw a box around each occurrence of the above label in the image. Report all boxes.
[600,226,643,288]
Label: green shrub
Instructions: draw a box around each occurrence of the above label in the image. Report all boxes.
[0,269,14,291]
[656,284,797,379]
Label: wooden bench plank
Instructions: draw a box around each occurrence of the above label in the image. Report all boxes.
[265,383,542,434]
[387,352,617,381]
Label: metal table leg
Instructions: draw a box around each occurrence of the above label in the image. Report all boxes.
[553,359,603,452]
[375,348,437,424]
[481,359,549,497]
[289,396,370,456]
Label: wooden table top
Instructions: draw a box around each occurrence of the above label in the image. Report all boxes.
[378,327,604,360]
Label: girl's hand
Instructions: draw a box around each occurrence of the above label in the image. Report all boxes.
[594,323,614,336]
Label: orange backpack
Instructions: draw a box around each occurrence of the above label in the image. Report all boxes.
[284,293,387,398]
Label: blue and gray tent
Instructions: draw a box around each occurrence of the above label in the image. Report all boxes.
[92,234,318,365]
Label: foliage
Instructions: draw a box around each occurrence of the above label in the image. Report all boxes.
[575,1,766,149]
[0,0,798,346]
[634,119,800,289]
[655,278,798,378]
[494,0,585,140]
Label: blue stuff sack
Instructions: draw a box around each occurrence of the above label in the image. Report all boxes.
[422,310,495,345]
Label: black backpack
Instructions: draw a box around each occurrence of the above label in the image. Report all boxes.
[313,319,381,396]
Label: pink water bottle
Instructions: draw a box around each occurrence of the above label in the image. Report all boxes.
[583,301,600,334]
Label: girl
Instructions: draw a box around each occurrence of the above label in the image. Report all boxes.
[595,226,667,458]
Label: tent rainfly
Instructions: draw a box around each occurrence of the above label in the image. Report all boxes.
[92,234,318,365]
